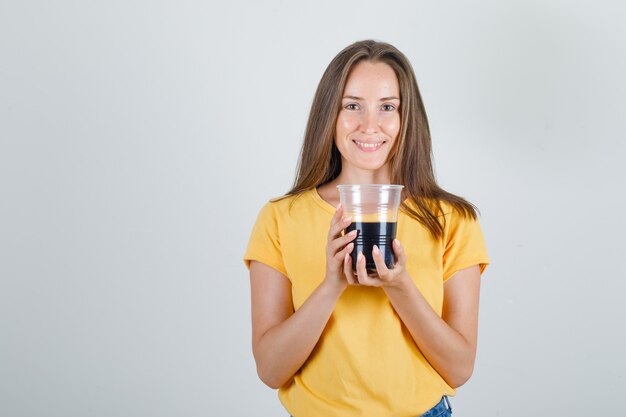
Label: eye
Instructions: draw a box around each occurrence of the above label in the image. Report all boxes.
[381,104,396,112]
[344,103,360,110]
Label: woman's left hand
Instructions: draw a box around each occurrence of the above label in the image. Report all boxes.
[344,239,411,288]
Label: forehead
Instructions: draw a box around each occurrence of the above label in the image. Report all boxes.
[343,61,399,96]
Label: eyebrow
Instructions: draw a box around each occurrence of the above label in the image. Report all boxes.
[342,95,400,101]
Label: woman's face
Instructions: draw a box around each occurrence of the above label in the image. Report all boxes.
[335,60,401,176]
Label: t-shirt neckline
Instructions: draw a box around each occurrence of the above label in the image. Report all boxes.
[310,187,337,215]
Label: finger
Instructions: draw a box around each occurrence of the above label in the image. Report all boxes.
[343,252,357,285]
[334,241,354,263]
[328,214,352,243]
[393,239,406,267]
[355,252,382,287]
[329,229,358,253]
[327,204,343,235]
[371,245,390,280]
[355,252,367,284]
[333,203,343,222]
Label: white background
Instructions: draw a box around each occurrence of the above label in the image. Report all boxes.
[1,1,625,416]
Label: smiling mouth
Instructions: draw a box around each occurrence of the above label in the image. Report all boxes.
[353,140,385,151]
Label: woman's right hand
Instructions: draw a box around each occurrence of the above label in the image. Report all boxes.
[324,204,358,290]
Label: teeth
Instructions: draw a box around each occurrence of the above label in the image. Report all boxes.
[355,141,383,149]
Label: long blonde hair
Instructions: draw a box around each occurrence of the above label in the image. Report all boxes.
[286,40,477,239]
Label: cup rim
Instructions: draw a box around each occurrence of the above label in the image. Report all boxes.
[336,184,404,190]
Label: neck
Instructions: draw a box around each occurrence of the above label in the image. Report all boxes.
[333,166,392,185]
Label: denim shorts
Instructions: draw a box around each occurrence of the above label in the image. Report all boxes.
[289,396,452,417]
[418,396,452,417]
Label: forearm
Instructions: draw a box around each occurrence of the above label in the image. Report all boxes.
[254,280,343,389]
[383,278,476,388]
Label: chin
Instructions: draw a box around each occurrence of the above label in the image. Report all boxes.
[352,161,389,173]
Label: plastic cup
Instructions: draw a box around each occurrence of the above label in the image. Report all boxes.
[337,184,404,275]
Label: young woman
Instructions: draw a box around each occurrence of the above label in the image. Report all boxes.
[244,40,489,417]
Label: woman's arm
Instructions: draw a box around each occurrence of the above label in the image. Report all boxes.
[383,265,481,388]
[352,240,481,388]
[250,262,344,389]
[249,205,356,389]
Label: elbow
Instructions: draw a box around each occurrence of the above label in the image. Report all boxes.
[256,365,288,390]
[258,374,282,390]
[446,364,474,389]
[253,344,289,389]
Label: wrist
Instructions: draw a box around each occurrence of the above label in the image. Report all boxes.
[320,277,347,298]
[382,271,413,292]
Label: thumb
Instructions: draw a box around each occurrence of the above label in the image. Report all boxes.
[393,239,406,266]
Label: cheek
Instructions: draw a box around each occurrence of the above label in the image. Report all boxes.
[336,114,358,135]
[385,116,401,138]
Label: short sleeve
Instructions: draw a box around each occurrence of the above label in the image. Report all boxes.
[442,210,490,282]
[243,202,288,277]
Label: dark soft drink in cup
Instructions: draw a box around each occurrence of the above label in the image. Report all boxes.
[345,221,397,274]
[337,184,404,276]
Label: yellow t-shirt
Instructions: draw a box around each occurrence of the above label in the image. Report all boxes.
[244,188,489,417]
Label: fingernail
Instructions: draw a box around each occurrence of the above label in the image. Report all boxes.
[349,229,357,235]
[358,252,364,261]
[373,245,380,255]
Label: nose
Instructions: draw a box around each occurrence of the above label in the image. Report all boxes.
[360,109,379,134]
